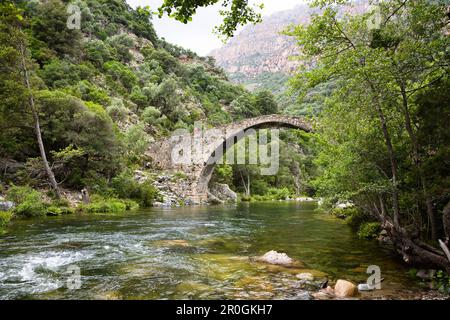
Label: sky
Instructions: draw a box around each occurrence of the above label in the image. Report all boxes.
[126,0,305,56]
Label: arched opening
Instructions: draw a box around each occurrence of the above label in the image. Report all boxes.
[195,118,312,200]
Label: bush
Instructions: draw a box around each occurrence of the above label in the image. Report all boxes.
[14,200,47,218]
[266,187,291,200]
[111,172,158,207]
[345,209,372,231]
[82,198,128,214]
[6,185,40,204]
[330,207,359,219]
[139,181,159,208]
[141,106,162,125]
[7,186,47,218]
[46,205,75,216]
[357,222,382,240]
[0,211,12,228]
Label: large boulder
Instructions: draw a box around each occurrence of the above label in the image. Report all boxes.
[334,279,357,297]
[296,273,315,281]
[209,183,237,203]
[0,201,15,212]
[207,192,224,205]
[256,250,294,266]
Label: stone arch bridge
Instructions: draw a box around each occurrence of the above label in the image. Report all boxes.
[146,115,312,203]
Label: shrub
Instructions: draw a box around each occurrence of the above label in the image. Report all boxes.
[357,222,382,240]
[107,103,129,122]
[6,185,40,204]
[345,209,372,231]
[330,207,359,219]
[141,106,161,125]
[266,188,291,200]
[111,172,158,207]
[14,200,47,218]
[121,199,139,211]
[46,205,75,216]
[139,181,159,208]
[0,211,12,228]
[7,186,47,218]
[82,198,127,214]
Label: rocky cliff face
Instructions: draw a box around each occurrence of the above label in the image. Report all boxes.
[209,1,369,92]
[209,4,314,87]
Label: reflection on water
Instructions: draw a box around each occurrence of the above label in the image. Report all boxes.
[0,202,428,299]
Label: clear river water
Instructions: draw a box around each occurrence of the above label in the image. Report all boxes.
[0,201,437,300]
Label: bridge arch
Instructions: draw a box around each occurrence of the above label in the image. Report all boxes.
[194,115,313,202]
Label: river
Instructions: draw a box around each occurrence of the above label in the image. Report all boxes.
[0,201,438,300]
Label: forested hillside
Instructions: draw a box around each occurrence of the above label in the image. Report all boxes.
[1,0,312,223]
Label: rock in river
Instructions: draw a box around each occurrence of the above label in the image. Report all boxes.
[256,250,294,266]
[334,279,357,298]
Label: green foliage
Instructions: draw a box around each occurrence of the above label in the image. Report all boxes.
[5,185,74,218]
[46,205,75,216]
[122,124,151,163]
[106,34,134,63]
[357,222,382,240]
[345,209,372,232]
[111,171,159,208]
[40,59,94,88]
[6,185,41,204]
[433,270,450,294]
[6,185,48,218]
[266,187,291,200]
[141,106,162,125]
[103,61,138,92]
[30,0,83,60]
[107,99,129,122]
[255,90,278,115]
[157,0,263,39]
[0,211,13,229]
[81,197,128,214]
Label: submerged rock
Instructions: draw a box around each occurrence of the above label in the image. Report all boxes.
[334,279,357,297]
[154,239,190,247]
[256,250,294,266]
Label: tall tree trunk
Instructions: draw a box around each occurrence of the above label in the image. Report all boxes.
[400,84,437,240]
[443,201,450,244]
[19,41,61,199]
[375,101,401,230]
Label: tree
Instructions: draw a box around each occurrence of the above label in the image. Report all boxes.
[30,0,83,59]
[255,90,278,115]
[287,0,450,272]
[1,1,61,197]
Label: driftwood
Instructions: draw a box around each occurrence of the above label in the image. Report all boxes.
[438,239,450,262]
[443,201,450,243]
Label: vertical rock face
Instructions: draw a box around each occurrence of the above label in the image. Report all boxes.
[209,4,313,85]
[209,1,369,92]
